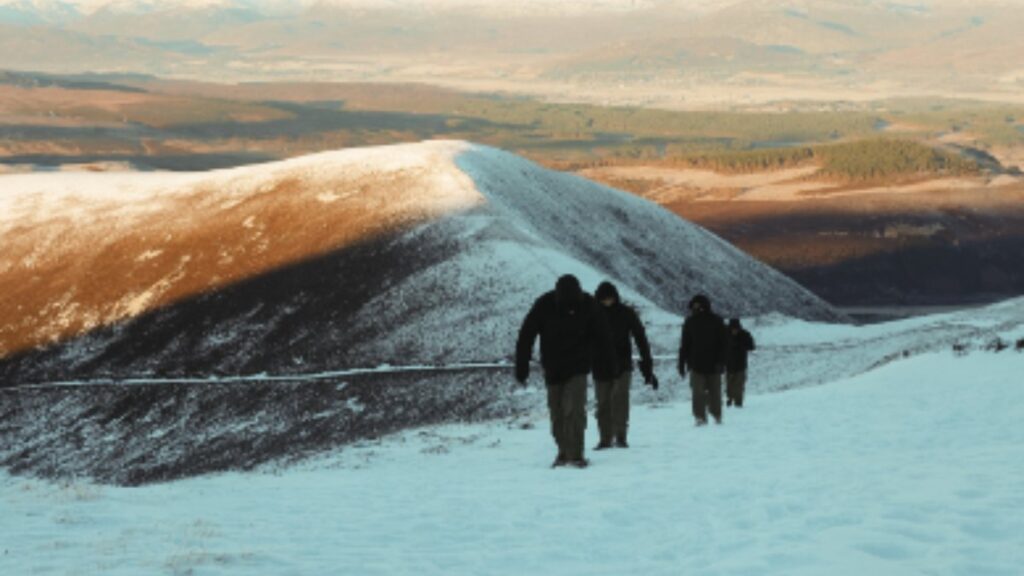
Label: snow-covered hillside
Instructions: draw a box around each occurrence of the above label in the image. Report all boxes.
[1,303,1022,575]
[0,140,837,385]
[2,297,1021,485]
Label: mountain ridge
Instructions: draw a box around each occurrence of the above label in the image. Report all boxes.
[0,140,840,384]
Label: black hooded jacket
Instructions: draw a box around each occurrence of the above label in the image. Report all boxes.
[678,308,727,376]
[725,328,756,372]
[516,284,617,384]
[595,283,655,380]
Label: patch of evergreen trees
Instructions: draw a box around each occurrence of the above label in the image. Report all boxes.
[657,139,980,181]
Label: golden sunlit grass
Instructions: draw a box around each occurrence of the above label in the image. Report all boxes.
[0,168,445,359]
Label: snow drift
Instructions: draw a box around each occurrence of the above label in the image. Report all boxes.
[0,140,838,384]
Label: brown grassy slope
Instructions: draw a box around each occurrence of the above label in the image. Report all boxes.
[0,85,291,127]
[0,166,449,359]
[594,168,1024,304]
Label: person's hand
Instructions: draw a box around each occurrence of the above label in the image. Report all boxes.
[515,366,529,386]
[640,359,653,374]
[638,360,655,383]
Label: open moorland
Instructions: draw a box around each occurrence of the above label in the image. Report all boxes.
[577,138,1024,307]
[3,71,1024,307]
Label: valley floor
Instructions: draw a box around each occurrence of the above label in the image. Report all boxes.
[3,338,1023,575]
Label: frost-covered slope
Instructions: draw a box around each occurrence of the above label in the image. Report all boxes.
[1,140,837,384]
[2,296,1020,486]
[2,313,1022,575]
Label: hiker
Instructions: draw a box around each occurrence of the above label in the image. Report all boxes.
[678,294,727,426]
[725,318,756,408]
[516,274,617,468]
[593,281,658,449]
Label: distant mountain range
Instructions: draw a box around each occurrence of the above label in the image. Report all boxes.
[1,0,1022,106]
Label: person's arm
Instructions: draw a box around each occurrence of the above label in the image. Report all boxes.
[677,321,688,378]
[746,331,756,352]
[515,300,542,383]
[716,320,728,374]
[630,309,657,387]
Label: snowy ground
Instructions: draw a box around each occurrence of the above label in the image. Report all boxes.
[4,298,1023,486]
[2,321,1022,575]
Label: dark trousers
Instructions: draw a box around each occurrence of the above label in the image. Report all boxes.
[546,374,588,461]
[726,371,746,407]
[690,372,722,423]
[595,371,631,444]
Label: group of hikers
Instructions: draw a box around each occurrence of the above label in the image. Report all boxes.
[515,274,756,469]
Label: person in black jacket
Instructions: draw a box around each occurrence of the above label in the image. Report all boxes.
[678,294,727,426]
[725,318,756,408]
[516,274,617,468]
[593,281,658,449]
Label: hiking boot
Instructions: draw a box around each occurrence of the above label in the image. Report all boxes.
[551,454,567,468]
[695,418,708,427]
[614,436,629,448]
[565,458,589,469]
[594,441,613,450]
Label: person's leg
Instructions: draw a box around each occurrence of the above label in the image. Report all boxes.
[736,371,747,408]
[547,383,566,464]
[690,373,708,424]
[612,372,631,446]
[726,372,739,407]
[563,375,589,463]
[594,378,614,448]
[708,373,723,423]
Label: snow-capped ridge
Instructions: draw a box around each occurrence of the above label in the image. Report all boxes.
[0,139,837,384]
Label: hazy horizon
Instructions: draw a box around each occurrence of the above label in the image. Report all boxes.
[3,0,1024,108]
